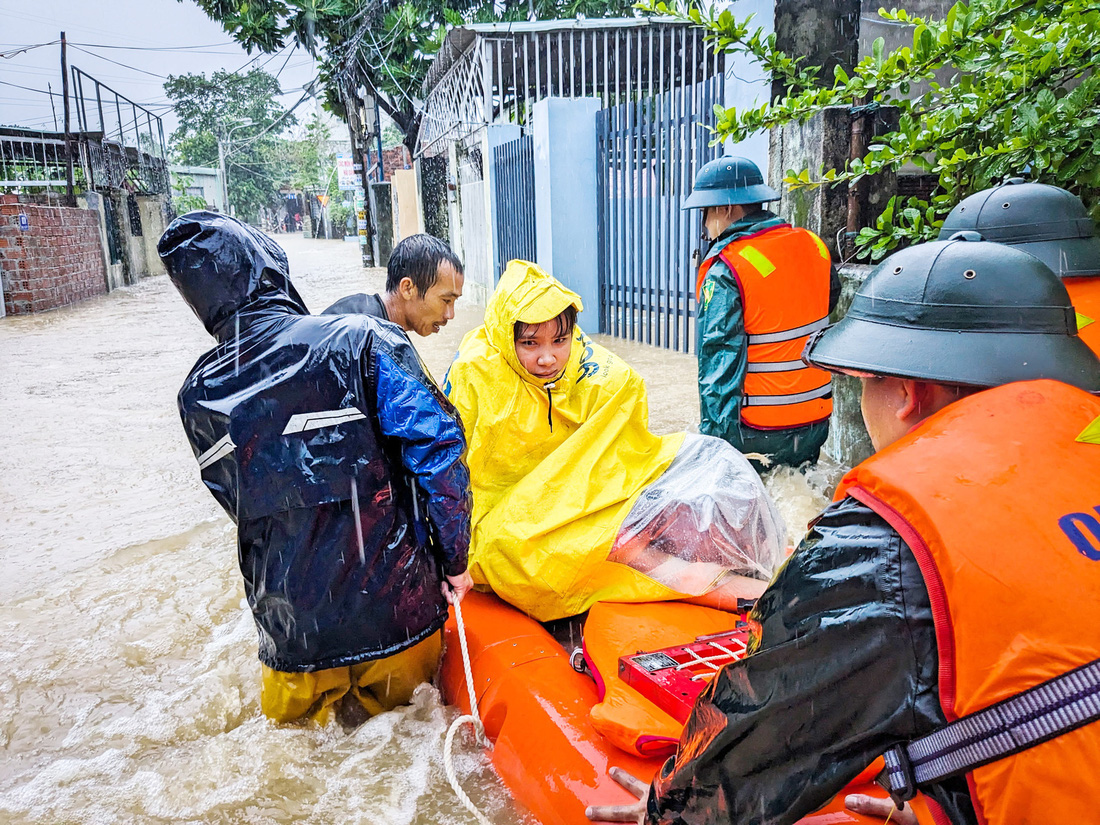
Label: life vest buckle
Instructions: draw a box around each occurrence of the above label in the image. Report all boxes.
[876,744,918,805]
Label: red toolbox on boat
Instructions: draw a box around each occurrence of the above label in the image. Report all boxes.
[617,623,752,723]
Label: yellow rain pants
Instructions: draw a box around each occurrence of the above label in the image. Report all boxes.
[444,260,685,621]
[260,632,442,723]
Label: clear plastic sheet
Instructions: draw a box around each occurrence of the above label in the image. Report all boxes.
[609,434,787,596]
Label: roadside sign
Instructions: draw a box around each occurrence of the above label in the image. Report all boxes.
[18,212,29,231]
[336,154,358,190]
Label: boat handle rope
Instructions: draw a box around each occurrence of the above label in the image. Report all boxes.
[444,597,494,825]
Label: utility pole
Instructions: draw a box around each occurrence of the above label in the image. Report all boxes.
[47,83,58,131]
[344,89,375,267]
[60,31,74,205]
[218,134,228,214]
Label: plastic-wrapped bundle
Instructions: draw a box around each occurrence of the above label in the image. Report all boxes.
[609,434,787,597]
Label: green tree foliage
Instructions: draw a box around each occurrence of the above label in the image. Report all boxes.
[288,112,336,192]
[642,0,1100,259]
[164,67,297,221]
[183,0,635,150]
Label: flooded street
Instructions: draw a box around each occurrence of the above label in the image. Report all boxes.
[0,233,829,824]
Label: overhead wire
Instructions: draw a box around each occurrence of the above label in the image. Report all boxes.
[68,45,169,79]
[1,40,59,59]
[70,41,241,53]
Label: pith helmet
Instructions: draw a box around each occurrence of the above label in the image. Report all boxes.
[682,155,780,210]
[939,180,1100,278]
[804,236,1100,391]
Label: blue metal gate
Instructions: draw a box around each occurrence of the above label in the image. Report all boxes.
[596,75,725,353]
[493,134,536,277]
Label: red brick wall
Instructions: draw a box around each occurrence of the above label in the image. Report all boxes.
[381,146,411,182]
[0,194,106,315]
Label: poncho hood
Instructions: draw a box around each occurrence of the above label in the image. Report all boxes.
[484,259,584,389]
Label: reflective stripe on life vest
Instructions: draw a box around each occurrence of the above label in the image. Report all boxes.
[714,226,834,429]
[835,380,1100,824]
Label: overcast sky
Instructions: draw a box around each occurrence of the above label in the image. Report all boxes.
[0,0,330,140]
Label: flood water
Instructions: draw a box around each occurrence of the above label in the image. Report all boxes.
[0,234,830,824]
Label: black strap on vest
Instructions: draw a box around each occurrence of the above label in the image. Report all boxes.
[876,656,1100,805]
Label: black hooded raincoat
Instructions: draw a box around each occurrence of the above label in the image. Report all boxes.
[159,212,470,672]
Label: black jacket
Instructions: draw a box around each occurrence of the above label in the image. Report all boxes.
[160,212,470,672]
[322,292,389,320]
[649,496,976,824]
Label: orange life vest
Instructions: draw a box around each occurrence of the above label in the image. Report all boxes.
[696,225,834,429]
[1065,276,1100,357]
[835,379,1100,825]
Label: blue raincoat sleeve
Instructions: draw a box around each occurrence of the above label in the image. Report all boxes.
[373,344,471,577]
[697,256,748,442]
[648,496,976,825]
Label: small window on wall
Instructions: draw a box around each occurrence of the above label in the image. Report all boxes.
[184,187,204,198]
[127,193,143,236]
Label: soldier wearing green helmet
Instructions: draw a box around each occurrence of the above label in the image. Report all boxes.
[938,179,1100,356]
[587,237,1100,825]
[684,155,839,470]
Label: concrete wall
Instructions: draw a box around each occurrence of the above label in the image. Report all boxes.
[370,182,394,268]
[533,96,601,329]
[769,105,898,258]
[136,195,168,277]
[822,263,875,466]
[0,195,107,315]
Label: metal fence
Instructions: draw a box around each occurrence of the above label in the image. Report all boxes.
[596,71,725,353]
[492,134,536,276]
[70,66,169,195]
[0,129,76,199]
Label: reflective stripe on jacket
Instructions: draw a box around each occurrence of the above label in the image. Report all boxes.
[697,225,833,429]
[1066,276,1100,357]
[835,379,1100,824]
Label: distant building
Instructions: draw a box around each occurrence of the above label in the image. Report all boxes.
[169,165,225,212]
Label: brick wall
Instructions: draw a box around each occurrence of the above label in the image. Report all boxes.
[0,194,106,315]
[381,146,412,182]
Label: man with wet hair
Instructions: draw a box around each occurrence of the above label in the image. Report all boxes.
[160,212,473,725]
[586,236,1100,825]
[324,233,465,337]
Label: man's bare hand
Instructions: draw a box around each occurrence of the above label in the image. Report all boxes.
[844,793,918,824]
[443,571,473,604]
[585,767,649,824]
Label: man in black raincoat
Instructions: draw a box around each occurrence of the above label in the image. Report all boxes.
[586,237,1100,824]
[159,211,472,724]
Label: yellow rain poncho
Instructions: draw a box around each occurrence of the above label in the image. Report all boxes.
[444,261,686,620]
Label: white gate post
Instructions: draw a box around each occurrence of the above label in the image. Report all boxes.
[532,96,602,330]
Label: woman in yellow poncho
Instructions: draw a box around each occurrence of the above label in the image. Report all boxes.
[444,260,785,621]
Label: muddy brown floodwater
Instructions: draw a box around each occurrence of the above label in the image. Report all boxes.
[0,233,831,824]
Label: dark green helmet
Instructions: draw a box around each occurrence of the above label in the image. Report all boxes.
[938,180,1100,278]
[804,236,1100,391]
[682,155,780,210]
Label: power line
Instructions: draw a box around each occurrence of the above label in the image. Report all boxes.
[68,45,168,79]
[0,78,62,98]
[0,40,59,59]
[70,41,241,53]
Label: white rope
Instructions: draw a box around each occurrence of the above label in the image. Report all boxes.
[444,597,492,825]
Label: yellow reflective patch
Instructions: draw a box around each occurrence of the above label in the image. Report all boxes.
[702,279,715,309]
[1077,311,1095,331]
[1078,414,1100,445]
[810,233,830,260]
[739,245,776,278]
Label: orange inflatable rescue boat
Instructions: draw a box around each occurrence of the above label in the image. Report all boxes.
[441,591,935,825]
